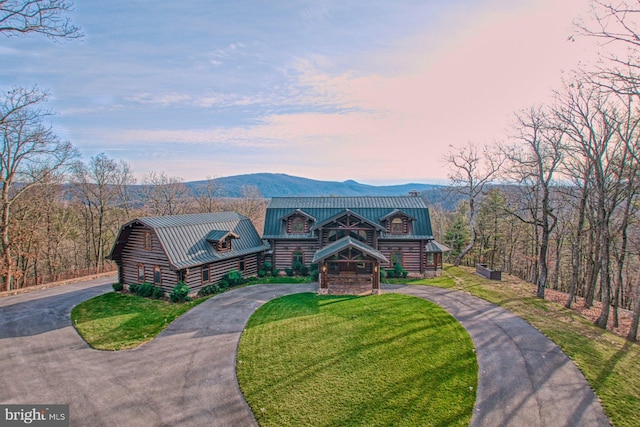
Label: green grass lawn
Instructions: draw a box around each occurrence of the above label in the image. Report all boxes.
[407,265,640,427]
[71,292,207,350]
[236,292,477,427]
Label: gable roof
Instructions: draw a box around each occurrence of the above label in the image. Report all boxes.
[312,236,389,263]
[309,209,386,232]
[108,212,269,270]
[263,196,433,239]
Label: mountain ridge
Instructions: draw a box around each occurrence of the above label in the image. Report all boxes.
[186,173,442,198]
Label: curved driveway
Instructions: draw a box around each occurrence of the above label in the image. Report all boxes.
[0,279,609,426]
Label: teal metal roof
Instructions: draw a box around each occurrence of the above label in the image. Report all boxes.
[205,230,238,243]
[312,237,389,263]
[110,212,269,270]
[264,196,433,239]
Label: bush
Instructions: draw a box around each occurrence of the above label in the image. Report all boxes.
[136,282,155,298]
[197,284,219,297]
[285,268,294,277]
[128,283,139,294]
[170,283,191,303]
[218,279,229,291]
[262,261,272,275]
[300,265,310,276]
[151,286,165,299]
[112,282,123,292]
[272,268,280,276]
[292,261,304,274]
[225,270,243,287]
[380,269,388,281]
[258,269,266,277]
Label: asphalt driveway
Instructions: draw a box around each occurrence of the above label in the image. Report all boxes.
[0,279,609,426]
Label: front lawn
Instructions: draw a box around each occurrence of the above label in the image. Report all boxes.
[71,292,207,350]
[236,292,477,427]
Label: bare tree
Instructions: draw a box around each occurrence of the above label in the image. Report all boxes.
[71,153,134,272]
[503,106,564,299]
[0,87,77,290]
[0,0,81,39]
[445,142,504,266]
[142,171,190,216]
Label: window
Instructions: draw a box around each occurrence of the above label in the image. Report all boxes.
[391,218,404,234]
[391,251,403,267]
[238,258,245,271]
[202,265,210,283]
[153,265,161,285]
[137,264,145,282]
[144,232,152,249]
[292,250,304,265]
[426,253,434,265]
[291,217,305,233]
[219,238,231,251]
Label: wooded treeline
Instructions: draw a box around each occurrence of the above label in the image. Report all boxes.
[0,158,267,291]
[436,1,640,340]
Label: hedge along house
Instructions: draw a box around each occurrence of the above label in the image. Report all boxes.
[263,195,448,295]
[107,212,269,295]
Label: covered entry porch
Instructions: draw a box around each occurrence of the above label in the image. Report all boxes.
[312,237,389,295]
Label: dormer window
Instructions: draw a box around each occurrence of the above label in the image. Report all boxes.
[218,238,231,252]
[391,218,404,234]
[291,217,305,233]
[206,230,239,253]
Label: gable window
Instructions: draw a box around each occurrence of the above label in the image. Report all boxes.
[144,232,152,249]
[292,250,304,265]
[153,265,162,285]
[291,217,305,233]
[202,265,210,283]
[137,264,145,282]
[391,218,404,234]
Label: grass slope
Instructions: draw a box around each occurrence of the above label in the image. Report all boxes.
[236,292,477,427]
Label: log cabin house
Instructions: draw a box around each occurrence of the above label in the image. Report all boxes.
[107,212,269,295]
[262,195,448,295]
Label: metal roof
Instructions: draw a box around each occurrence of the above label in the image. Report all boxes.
[264,196,433,238]
[425,240,451,253]
[110,212,269,270]
[312,236,389,263]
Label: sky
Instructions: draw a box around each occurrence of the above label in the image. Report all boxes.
[2,0,600,185]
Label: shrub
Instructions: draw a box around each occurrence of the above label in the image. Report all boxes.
[300,265,310,276]
[292,261,304,274]
[218,279,229,291]
[258,269,266,278]
[225,270,243,287]
[310,263,319,281]
[197,284,219,297]
[272,268,280,276]
[170,283,191,303]
[128,283,139,294]
[380,269,388,281]
[151,286,165,299]
[136,283,155,298]
[262,261,273,275]
[285,268,294,277]
[112,282,124,292]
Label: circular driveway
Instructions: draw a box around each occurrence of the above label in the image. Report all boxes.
[0,279,609,426]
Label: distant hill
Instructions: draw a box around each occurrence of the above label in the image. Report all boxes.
[186,173,442,198]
